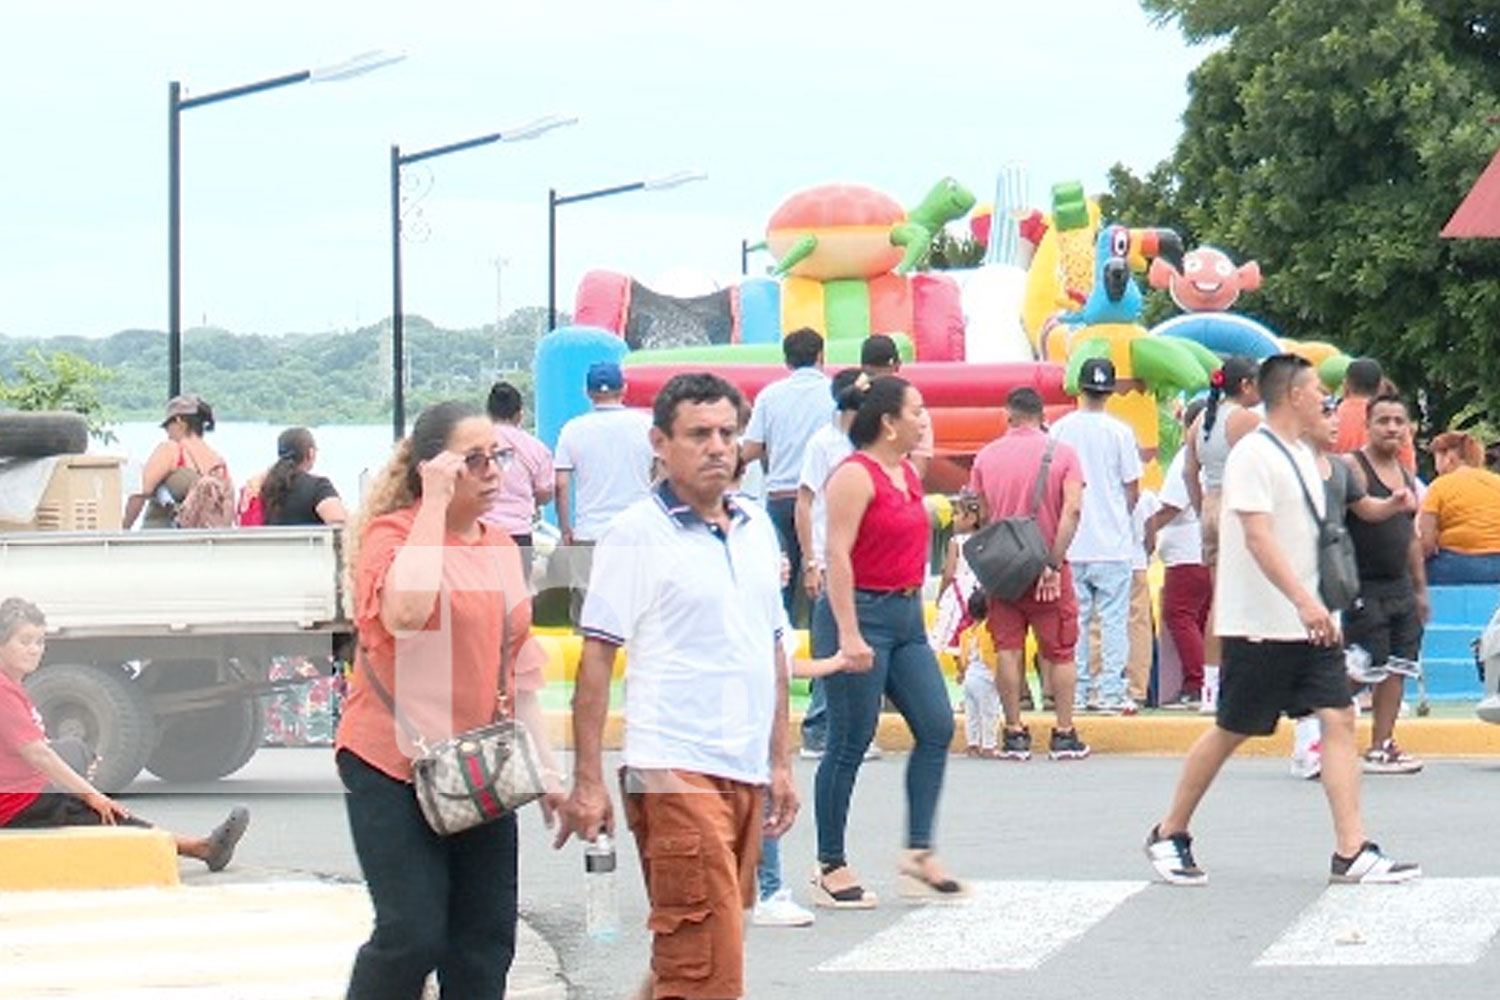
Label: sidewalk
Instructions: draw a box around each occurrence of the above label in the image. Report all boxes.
[538,705,1500,757]
[0,867,566,1000]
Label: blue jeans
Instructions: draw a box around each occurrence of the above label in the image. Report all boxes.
[338,750,518,1000]
[767,495,807,625]
[1426,549,1500,584]
[757,797,782,899]
[1072,560,1133,705]
[814,590,954,866]
[801,593,834,751]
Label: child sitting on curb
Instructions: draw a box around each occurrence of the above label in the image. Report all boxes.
[0,597,249,870]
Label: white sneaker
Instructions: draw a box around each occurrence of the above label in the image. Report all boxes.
[1330,842,1422,884]
[1290,739,1322,780]
[752,888,815,927]
[798,745,824,760]
[863,741,883,760]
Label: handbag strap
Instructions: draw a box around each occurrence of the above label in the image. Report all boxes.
[1259,428,1325,528]
[357,586,515,753]
[1028,439,1057,518]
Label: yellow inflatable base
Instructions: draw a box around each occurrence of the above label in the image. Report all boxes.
[0,827,179,891]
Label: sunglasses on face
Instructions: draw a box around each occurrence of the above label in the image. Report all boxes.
[1321,396,1339,414]
[462,447,514,473]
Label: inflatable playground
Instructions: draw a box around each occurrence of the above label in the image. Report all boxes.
[528,168,1490,707]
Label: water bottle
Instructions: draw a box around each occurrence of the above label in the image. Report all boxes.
[584,833,619,942]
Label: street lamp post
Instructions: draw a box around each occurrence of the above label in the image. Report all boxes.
[167,51,403,399]
[546,170,707,332]
[390,115,577,440]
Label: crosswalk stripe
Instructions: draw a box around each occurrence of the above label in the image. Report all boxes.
[0,882,371,999]
[815,880,1148,972]
[1256,878,1500,967]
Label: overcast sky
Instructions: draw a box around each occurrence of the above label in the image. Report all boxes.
[0,0,1207,340]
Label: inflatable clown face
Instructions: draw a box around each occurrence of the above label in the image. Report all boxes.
[1149,245,1262,313]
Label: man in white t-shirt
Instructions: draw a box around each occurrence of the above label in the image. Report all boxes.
[552,361,654,623]
[1049,358,1142,713]
[742,328,832,625]
[557,372,797,1000]
[1145,354,1420,887]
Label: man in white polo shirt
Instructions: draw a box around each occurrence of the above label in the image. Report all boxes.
[553,361,654,623]
[557,372,797,1000]
[742,328,831,625]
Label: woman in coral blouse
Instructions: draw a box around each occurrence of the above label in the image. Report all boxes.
[336,401,562,999]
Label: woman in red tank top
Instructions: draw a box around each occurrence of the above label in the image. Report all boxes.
[811,376,966,909]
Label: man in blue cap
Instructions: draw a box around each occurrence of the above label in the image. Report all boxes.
[554,361,655,622]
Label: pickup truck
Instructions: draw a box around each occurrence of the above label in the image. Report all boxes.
[0,527,352,790]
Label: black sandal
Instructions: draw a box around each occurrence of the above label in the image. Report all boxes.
[810,862,879,909]
[897,850,969,900]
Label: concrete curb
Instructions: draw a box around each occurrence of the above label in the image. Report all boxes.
[540,709,1500,757]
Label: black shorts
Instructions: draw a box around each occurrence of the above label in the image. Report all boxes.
[1217,638,1352,737]
[3,793,151,830]
[1343,588,1423,665]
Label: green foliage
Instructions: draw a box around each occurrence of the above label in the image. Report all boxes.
[0,306,550,429]
[923,228,988,270]
[0,349,117,443]
[1115,0,1500,432]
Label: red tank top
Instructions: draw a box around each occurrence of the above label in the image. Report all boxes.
[845,452,928,590]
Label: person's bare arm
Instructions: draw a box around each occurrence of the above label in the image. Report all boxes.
[554,469,574,544]
[1183,419,1205,515]
[381,454,462,632]
[824,464,875,671]
[740,440,766,465]
[794,484,822,598]
[936,536,959,598]
[511,687,566,827]
[1407,532,1430,623]
[1051,480,1083,566]
[1239,510,1336,642]
[1418,511,1440,558]
[315,496,349,525]
[17,741,130,823]
[764,641,798,837]
[554,637,616,847]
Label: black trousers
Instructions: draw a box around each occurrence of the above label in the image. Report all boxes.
[338,749,519,1000]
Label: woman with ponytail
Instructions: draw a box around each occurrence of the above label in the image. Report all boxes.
[813,375,963,908]
[258,427,347,526]
[1183,355,1262,566]
[336,401,563,999]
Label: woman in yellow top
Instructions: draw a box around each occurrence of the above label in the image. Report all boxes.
[1420,431,1500,584]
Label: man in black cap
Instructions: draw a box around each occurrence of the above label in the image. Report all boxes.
[1048,358,1142,714]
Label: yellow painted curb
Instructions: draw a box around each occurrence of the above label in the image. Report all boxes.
[541,710,1500,757]
[0,828,179,890]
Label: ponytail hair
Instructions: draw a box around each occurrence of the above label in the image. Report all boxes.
[261,427,315,523]
[1202,355,1258,440]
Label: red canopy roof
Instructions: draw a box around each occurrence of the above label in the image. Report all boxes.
[1442,146,1500,238]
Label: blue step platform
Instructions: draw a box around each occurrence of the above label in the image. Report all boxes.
[1417,584,1499,700]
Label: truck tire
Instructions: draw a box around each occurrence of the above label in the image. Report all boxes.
[141,659,265,783]
[0,411,90,459]
[26,663,156,792]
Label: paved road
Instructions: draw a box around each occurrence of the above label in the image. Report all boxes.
[96,748,1500,999]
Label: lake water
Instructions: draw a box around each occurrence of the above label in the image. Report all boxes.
[105,422,397,513]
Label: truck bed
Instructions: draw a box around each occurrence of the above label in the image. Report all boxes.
[0,526,347,637]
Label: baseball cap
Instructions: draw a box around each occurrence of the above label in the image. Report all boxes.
[161,393,204,426]
[1079,357,1116,394]
[586,361,625,393]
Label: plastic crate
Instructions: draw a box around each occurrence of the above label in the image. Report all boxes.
[0,455,123,532]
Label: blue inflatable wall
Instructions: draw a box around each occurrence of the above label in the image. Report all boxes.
[534,326,631,452]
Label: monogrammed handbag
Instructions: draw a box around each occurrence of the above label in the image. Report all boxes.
[361,602,546,835]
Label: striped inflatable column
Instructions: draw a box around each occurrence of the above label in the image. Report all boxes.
[986,162,1030,267]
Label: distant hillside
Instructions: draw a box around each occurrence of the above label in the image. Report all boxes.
[0,309,550,424]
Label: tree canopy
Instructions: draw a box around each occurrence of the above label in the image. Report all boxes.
[0,307,551,426]
[1109,0,1500,431]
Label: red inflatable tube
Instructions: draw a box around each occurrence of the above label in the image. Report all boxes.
[622,361,1068,409]
[929,403,1076,454]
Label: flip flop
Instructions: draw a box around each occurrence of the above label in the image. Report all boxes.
[205,806,250,872]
